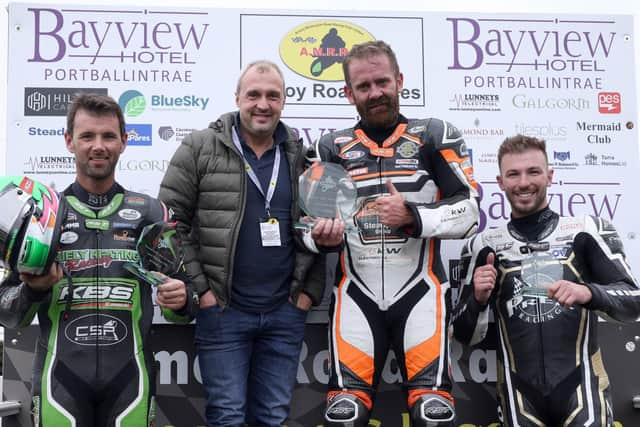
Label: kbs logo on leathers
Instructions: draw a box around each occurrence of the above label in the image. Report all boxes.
[280,20,374,81]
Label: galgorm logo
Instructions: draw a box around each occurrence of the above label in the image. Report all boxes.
[280,20,374,81]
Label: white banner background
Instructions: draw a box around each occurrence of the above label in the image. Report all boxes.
[5,3,639,273]
[2,4,640,426]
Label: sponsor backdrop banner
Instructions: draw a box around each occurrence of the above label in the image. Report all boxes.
[4,3,640,426]
[3,324,640,426]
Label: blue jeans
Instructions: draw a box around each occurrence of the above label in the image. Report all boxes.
[195,301,308,427]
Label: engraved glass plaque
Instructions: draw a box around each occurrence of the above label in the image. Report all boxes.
[520,252,563,297]
[296,162,358,231]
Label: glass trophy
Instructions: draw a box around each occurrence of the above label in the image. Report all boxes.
[295,162,358,231]
[520,252,563,297]
[124,221,184,287]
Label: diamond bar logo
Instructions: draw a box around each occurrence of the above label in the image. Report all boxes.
[119,90,146,118]
[280,20,374,81]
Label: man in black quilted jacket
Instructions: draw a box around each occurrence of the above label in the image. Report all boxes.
[159,60,336,427]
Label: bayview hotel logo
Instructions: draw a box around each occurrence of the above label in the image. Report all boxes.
[447,16,619,91]
[26,6,210,83]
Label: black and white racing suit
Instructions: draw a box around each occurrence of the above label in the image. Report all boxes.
[453,208,640,426]
[305,116,479,423]
[0,182,198,427]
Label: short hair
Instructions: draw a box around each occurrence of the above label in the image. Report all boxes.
[236,60,285,95]
[498,134,548,171]
[66,93,125,138]
[342,40,400,88]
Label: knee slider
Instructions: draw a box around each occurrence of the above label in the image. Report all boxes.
[410,394,455,427]
[324,393,370,427]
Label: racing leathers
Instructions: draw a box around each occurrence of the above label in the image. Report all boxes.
[452,207,640,426]
[0,181,198,427]
[305,116,479,425]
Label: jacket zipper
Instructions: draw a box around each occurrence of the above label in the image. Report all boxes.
[95,229,101,380]
[378,156,387,309]
[290,141,303,299]
[225,142,248,308]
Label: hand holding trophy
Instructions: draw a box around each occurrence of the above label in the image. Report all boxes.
[295,162,358,231]
[124,221,184,287]
[520,250,564,297]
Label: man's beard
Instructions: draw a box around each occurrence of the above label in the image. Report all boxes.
[358,95,399,129]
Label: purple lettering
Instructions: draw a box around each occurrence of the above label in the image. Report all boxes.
[584,31,615,57]
[567,193,586,216]
[153,22,172,50]
[588,193,621,219]
[487,192,508,222]
[563,31,582,58]
[174,23,209,49]
[29,8,65,62]
[447,18,483,70]
[115,21,142,49]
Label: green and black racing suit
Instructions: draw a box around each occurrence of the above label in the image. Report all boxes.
[0,181,198,427]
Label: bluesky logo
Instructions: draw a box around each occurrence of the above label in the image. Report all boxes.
[119,90,146,117]
[150,95,209,111]
[126,124,152,146]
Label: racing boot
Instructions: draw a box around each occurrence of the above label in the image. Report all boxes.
[324,392,370,427]
[409,393,455,426]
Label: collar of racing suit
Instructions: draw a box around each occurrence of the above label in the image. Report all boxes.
[508,207,559,242]
[70,181,123,208]
[357,114,408,144]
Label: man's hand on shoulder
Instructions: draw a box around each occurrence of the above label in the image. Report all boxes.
[546,280,592,308]
[20,262,63,293]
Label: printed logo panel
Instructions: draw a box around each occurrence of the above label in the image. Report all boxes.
[24,87,108,116]
[280,20,375,81]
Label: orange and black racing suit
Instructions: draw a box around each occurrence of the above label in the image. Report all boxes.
[304,116,479,425]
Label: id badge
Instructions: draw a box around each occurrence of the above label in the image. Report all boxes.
[260,217,281,247]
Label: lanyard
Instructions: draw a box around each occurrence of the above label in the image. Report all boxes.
[232,126,281,216]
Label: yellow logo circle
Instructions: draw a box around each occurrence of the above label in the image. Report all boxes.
[280,20,375,81]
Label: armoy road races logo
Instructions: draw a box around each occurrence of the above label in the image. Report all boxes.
[280,20,374,81]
